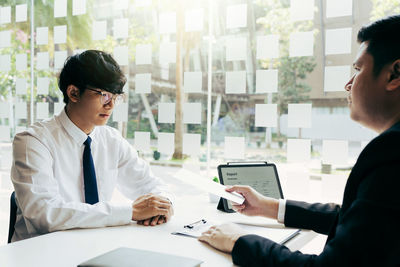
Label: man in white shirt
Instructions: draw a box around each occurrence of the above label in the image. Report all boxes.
[11,50,174,242]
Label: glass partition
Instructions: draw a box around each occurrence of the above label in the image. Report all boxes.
[1,0,399,243]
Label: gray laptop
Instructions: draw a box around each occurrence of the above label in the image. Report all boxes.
[78,247,202,267]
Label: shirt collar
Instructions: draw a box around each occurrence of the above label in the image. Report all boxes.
[57,108,97,145]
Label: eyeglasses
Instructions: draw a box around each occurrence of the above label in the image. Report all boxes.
[86,87,125,106]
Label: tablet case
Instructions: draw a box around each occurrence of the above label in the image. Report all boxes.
[217,161,283,213]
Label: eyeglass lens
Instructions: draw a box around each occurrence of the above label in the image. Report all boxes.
[101,92,123,105]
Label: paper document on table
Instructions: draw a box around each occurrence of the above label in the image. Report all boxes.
[172,219,216,238]
[239,224,300,245]
[229,212,285,228]
[172,217,300,245]
[173,169,245,204]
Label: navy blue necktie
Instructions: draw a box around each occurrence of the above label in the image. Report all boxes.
[83,136,99,204]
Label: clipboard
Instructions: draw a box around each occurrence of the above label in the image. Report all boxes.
[171,219,214,238]
[217,161,284,213]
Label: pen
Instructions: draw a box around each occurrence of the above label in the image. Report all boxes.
[184,219,207,229]
[280,229,301,245]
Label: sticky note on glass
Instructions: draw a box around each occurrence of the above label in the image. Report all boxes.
[285,169,309,197]
[256,35,279,60]
[324,66,350,92]
[288,103,312,128]
[255,104,277,127]
[54,50,67,70]
[135,0,152,7]
[256,69,278,93]
[16,4,28,22]
[159,42,176,65]
[0,6,11,24]
[183,133,201,156]
[37,52,49,70]
[0,102,10,118]
[123,74,129,93]
[159,12,176,34]
[322,140,348,165]
[160,64,169,80]
[184,71,202,93]
[226,71,246,94]
[73,0,86,15]
[0,30,11,48]
[361,141,369,151]
[158,103,175,123]
[0,54,11,71]
[321,174,347,203]
[73,49,85,55]
[16,54,27,71]
[36,102,49,120]
[226,4,247,29]
[135,44,152,65]
[114,46,129,66]
[135,73,151,94]
[287,138,311,162]
[114,0,129,10]
[112,102,128,122]
[54,25,67,44]
[183,103,201,124]
[134,131,150,152]
[92,21,107,41]
[15,126,26,134]
[36,27,48,45]
[0,126,10,142]
[226,37,247,61]
[158,132,174,155]
[15,102,27,119]
[185,9,203,32]
[37,77,50,95]
[224,136,245,159]
[54,0,67,18]
[326,0,352,18]
[289,31,314,57]
[54,102,64,114]
[325,28,352,55]
[16,78,27,95]
[113,18,129,39]
[290,0,314,21]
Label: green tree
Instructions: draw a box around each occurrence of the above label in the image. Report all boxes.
[370,0,400,21]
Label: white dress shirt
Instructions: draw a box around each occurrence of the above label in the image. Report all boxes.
[11,109,170,242]
[277,199,287,223]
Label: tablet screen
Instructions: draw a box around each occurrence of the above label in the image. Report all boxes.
[219,165,283,210]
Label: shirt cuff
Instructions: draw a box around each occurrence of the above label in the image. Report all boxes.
[277,199,286,224]
[107,203,133,225]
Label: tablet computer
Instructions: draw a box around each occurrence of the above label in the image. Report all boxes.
[217,162,284,213]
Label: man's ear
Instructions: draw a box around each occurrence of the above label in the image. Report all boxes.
[66,85,80,103]
[387,59,400,91]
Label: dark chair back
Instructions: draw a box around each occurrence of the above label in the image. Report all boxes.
[8,191,17,243]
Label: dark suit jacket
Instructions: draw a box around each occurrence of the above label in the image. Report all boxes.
[232,121,400,267]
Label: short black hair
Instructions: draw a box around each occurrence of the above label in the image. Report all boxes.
[357,15,400,76]
[58,50,126,104]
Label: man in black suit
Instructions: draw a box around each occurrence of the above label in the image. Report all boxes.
[199,15,400,266]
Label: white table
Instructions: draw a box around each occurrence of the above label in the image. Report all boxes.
[0,195,316,267]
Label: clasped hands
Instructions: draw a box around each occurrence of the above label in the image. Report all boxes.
[132,194,174,226]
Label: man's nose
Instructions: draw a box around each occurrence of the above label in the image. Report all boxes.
[104,99,114,109]
[344,74,355,91]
